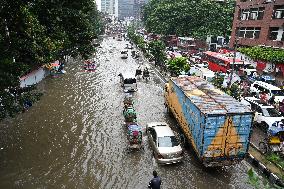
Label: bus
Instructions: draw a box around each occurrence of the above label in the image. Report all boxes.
[203,51,244,73]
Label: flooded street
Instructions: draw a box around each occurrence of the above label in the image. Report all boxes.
[0,38,255,189]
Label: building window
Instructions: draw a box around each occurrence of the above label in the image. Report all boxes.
[254,30,260,39]
[273,5,284,19]
[258,8,265,20]
[269,27,280,40]
[237,27,261,39]
[241,9,250,20]
[240,7,265,20]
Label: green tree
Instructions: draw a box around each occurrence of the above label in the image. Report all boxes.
[167,57,190,75]
[148,40,166,66]
[142,0,234,40]
[0,0,104,120]
[238,47,284,64]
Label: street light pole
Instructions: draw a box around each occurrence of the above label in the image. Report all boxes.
[228,4,241,87]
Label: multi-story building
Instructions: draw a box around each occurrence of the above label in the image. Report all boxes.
[101,0,118,17]
[230,0,284,49]
[118,0,135,20]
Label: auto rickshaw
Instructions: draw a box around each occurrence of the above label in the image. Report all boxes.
[126,123,143,150]
[123,106,137,123]
[259,120,284,155]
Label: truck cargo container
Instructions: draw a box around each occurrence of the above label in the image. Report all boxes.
[164,76,253,167]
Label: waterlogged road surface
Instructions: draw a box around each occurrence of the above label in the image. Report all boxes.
[0,38,257,189]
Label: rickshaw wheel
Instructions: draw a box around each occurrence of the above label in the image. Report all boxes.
[259,141,268,154]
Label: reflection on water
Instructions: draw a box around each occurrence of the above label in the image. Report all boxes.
[0,38,254,189]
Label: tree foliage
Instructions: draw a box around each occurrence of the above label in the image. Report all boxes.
[0,0,103,89]
[148,40,166,65]
[0,0,104,119]
[167,57,189,75]
[142,0,234,39]
[238,47,284,64]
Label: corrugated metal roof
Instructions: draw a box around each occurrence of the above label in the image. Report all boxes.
[172,76,251,114]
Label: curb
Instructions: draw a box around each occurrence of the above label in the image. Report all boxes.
[246,153,284,187]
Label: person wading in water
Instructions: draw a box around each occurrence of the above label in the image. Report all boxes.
[148,170,161,189]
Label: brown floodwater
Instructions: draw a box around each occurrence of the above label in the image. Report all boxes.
[0,38,258,189]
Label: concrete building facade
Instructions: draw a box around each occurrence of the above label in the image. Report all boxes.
[101,0,118,17]
[118,0,135,20]
[230,0,284,49]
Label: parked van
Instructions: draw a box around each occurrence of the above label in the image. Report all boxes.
[250,81,284,102]
[189,65,214,82]
[119,73,137,92]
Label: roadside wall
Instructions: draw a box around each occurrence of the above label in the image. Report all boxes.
[20,67,49,88]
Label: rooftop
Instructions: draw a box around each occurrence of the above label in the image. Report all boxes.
[172,76,252,114]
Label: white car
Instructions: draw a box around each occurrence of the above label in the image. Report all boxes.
[189,66,214,82]
[240,63,257,76]
[146,122,183,164]
[244,97,284,131]
[249,81,284,102]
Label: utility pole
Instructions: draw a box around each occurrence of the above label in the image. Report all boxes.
[228,4,241,87]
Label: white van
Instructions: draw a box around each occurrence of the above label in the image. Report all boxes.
[250,81,284,102]
[189,66,214,82]
[119,73,138,92]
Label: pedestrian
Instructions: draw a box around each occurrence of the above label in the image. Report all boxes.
[260,91,268,104]
[268,95,276,105]
[148,170,162,189]
[280,99,284,116]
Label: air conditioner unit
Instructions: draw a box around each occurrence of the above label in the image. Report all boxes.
[265,0,274,3]
[250,12,257,20]
[275,11,282,19]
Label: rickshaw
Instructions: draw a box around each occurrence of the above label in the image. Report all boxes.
[126,123,143,150]
[121,50,128,59]
[142,68,150,80]
[83,60,97,72]
[131,51,140,59]
[123,106,137,123]
[259,120,284,154]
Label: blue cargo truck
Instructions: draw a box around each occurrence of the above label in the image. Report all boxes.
[165,76,253,167]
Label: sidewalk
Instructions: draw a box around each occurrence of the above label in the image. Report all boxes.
[248,144,284,186]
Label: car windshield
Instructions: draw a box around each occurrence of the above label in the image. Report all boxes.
[244,65,255,69]
[271,90,284,96]
[158,136,179,147]
[262,108,281,117]
[266,80,276,85]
